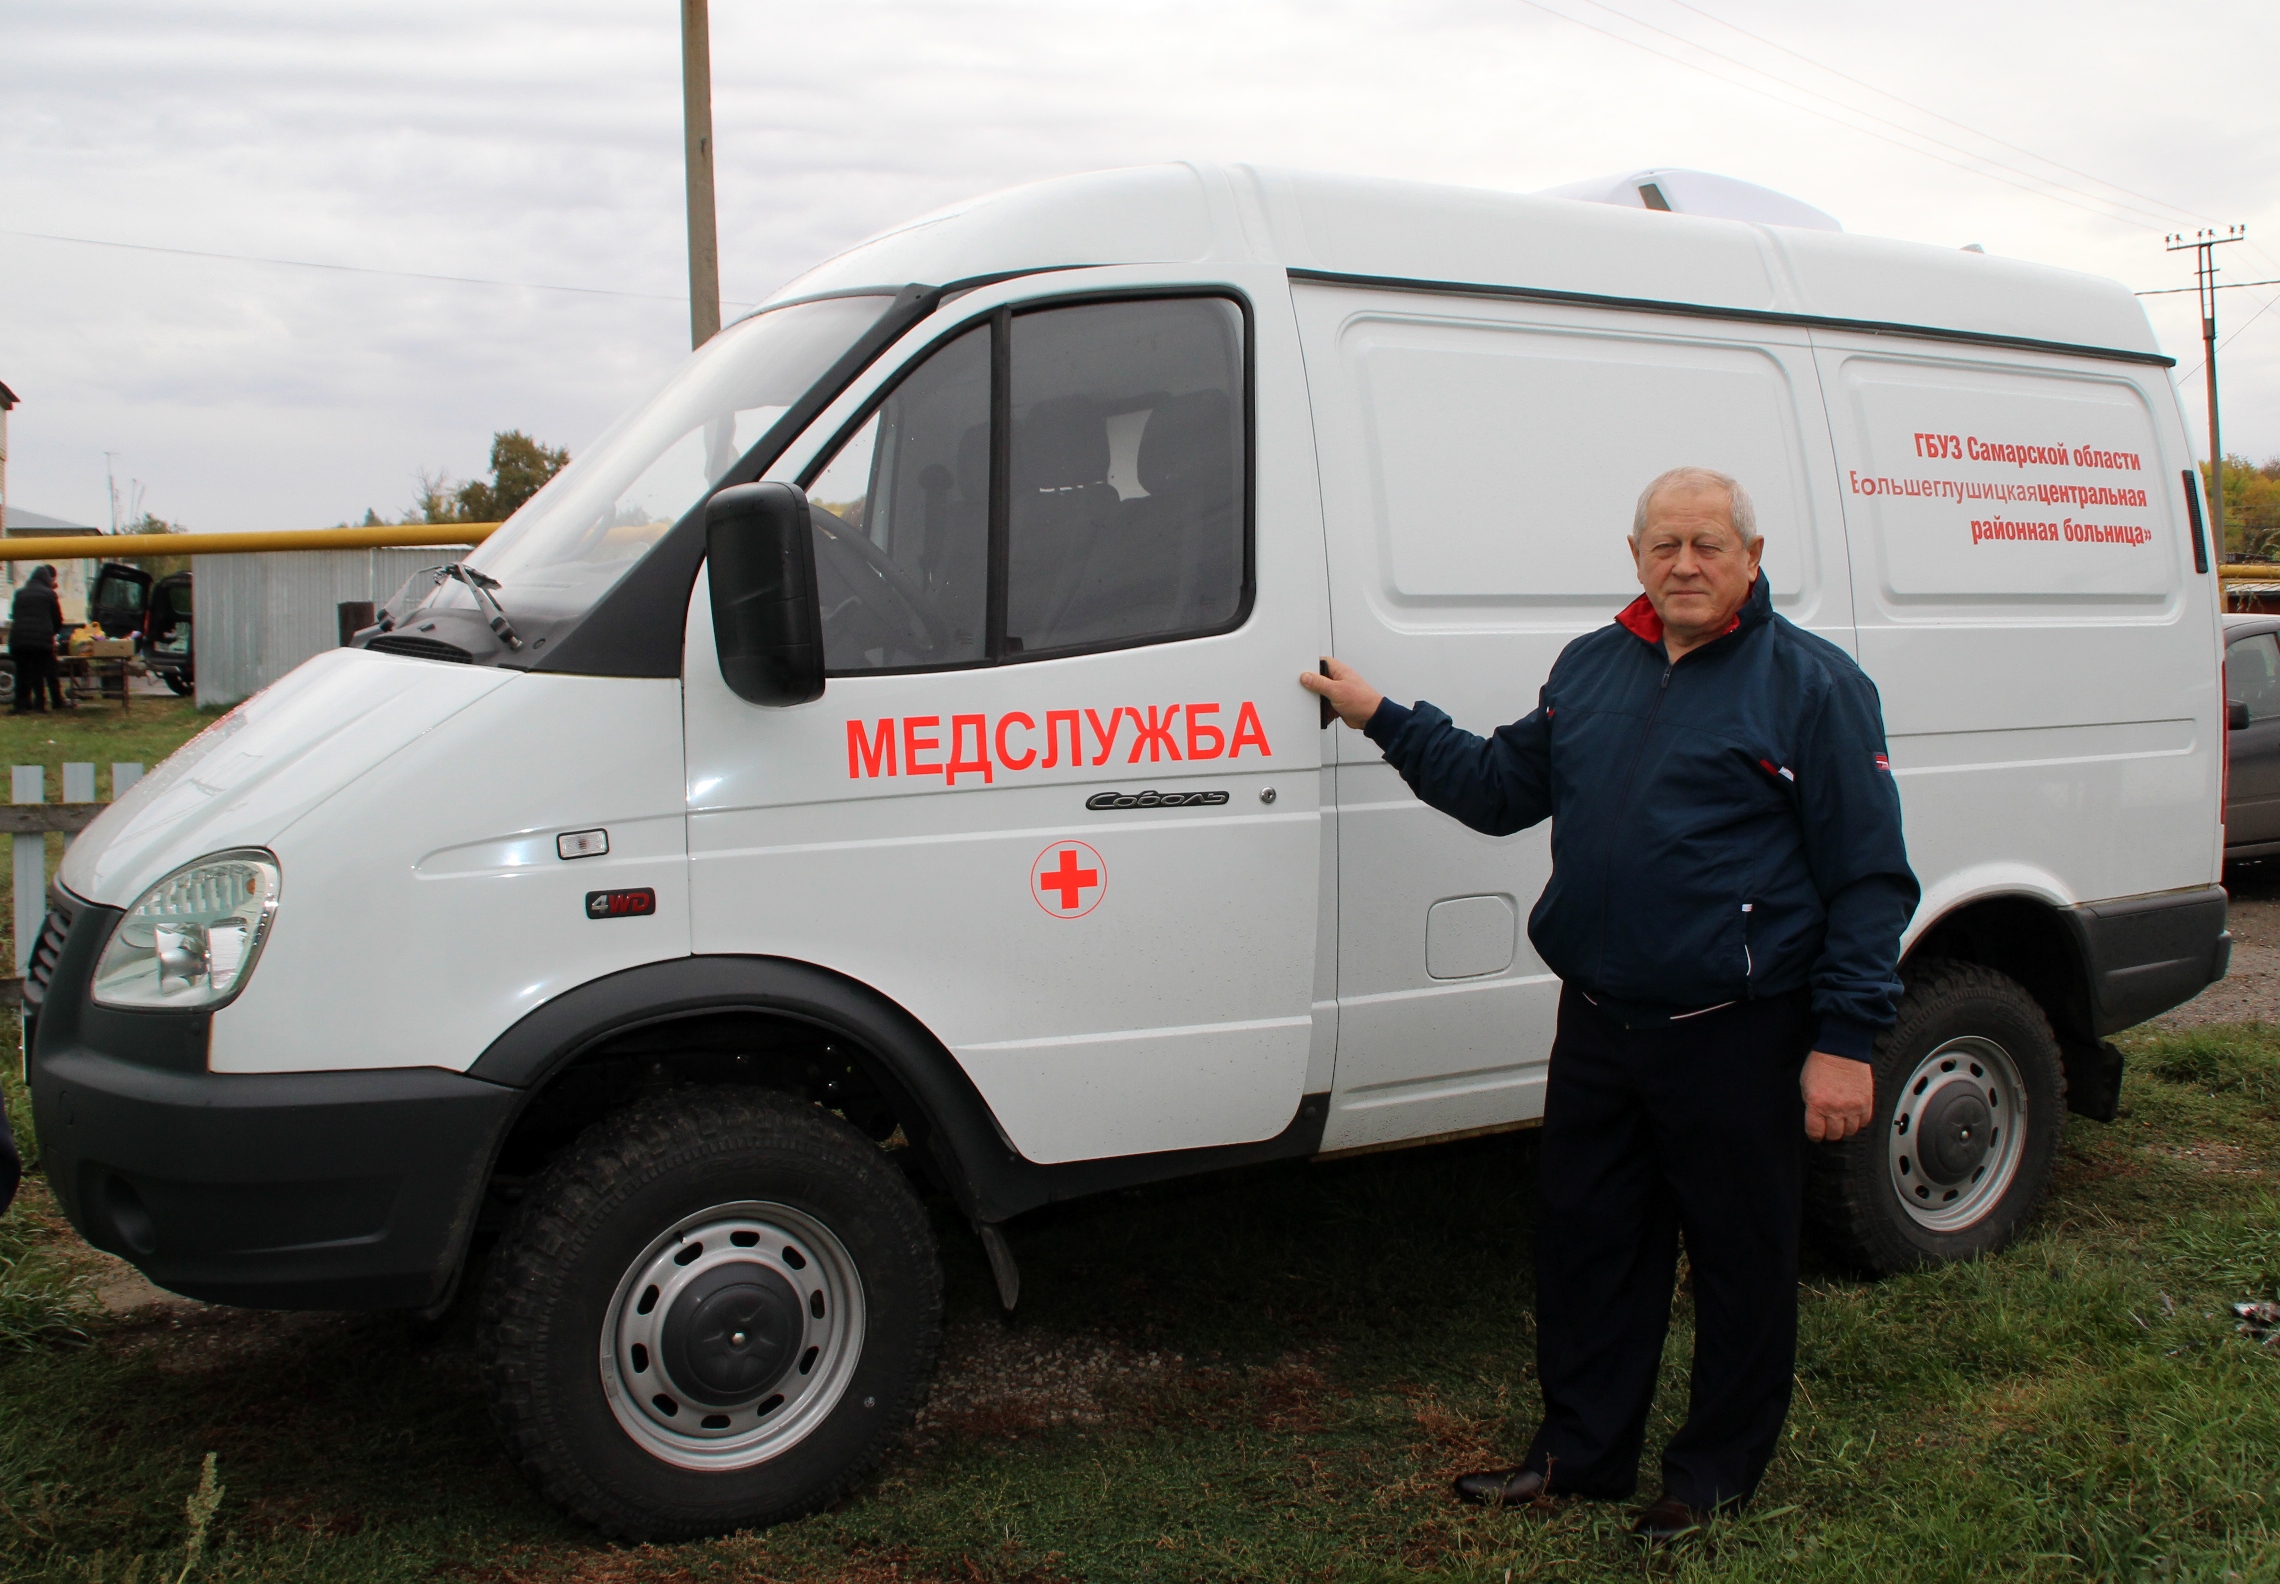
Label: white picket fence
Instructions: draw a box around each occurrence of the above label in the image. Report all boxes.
[8,762,143,978]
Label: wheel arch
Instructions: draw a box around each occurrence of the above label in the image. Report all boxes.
[1902,889,2114,1120]
[468,955,1021,1224]
[463,953,1326,1244]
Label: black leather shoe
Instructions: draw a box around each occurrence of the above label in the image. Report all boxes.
[1629,1493,1709,1547]
[1452,1467,1549,1507]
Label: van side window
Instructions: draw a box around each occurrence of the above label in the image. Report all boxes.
[788,295,1248,674]
[802,325,990,672]
[2229,633,2280,721]
[1005,298,1246,654]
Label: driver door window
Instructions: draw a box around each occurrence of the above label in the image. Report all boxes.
[793,295,1247,675]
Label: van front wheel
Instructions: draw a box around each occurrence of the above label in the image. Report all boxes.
[477,1086,941,1540]
[1805,961,2066,1274]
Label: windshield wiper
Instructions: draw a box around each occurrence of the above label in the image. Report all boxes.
[436,563,524,652]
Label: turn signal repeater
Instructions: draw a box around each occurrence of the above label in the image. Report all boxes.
[91,850,281,1010]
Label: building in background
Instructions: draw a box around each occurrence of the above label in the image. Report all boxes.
[1,507,99,625]
[0,381,15,518]
[193,545,468,706]
[0,385,99,624]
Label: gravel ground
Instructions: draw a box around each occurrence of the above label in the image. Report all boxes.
[2152,862,2280,1029]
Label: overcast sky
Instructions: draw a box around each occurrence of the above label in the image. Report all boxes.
[3,0,2274,533]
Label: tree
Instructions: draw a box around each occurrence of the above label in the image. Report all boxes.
[123,512,189,579]
[405,431,571,525]
[2201,455,2280,563]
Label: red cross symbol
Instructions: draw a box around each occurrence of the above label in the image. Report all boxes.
[1031,840,1106,918]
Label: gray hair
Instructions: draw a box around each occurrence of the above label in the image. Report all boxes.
[1631,466,1759,545]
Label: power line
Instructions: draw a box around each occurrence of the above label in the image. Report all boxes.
[0,227,761,309]
[2137,279,2280,296]
[1548,0,2178,230]
[1663,0,2212,228]
[1655,0,2280,291]
[2174,291,2280,390]
[1510,1,2171,230]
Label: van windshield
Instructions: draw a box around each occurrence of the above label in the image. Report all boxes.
[452,293,895,625]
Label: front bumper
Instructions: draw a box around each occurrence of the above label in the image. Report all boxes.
[27,890,517,1310]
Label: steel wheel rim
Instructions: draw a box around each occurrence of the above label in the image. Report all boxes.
[600,1200,866,1471]
[1887,1036,2027,1233]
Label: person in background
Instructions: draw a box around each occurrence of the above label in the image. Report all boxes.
[40,567,72,711]
[9,564,64,716]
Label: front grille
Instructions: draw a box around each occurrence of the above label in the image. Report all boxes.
[367,633,475,664]
[23,892,75,1010]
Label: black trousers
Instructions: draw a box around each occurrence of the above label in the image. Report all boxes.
[10,645,54,712]
[1521,984,1813,1510]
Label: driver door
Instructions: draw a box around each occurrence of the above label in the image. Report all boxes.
[682,284,1325,1166]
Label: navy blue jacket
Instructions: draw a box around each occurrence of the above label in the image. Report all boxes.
[1364,575,1918,1059]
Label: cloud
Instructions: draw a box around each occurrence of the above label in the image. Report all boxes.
[1,0,2273,530]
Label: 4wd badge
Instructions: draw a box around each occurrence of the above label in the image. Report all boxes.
[586,888,656,919]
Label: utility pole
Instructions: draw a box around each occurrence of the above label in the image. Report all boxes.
[680,0,722,349]
[2167,225,2246,552]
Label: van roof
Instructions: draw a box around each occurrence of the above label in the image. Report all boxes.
[765,163,2165,366]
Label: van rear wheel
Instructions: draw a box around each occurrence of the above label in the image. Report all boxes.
[1806,961,2066,1274]
[477,1086,941,1540]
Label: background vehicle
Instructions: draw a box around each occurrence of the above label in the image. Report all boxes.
[84,562,193,695]
[2225,612,2280,860]
[24,163,2229,1539]
[142,571,193,695]
[88,561,151,639]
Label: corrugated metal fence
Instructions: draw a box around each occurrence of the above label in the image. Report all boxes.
[193,546,468,707]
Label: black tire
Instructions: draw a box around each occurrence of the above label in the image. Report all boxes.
[477,1086,941,1540]
[162,671,192,696]
[1806,961,2066,1275]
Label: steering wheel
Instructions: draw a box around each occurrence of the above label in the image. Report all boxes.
[808,505,955,660]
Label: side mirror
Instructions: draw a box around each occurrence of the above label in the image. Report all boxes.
[2230,699,2252,731]
[707,482,825,706]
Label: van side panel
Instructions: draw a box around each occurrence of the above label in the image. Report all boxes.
[1296,282,1855,1151]
[1812,339,2222,925]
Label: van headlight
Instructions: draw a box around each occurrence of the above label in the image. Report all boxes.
[92,850,281,1010]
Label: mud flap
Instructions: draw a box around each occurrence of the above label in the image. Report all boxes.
[2060,1036,2125,1123]
[974,1220,1020,1312]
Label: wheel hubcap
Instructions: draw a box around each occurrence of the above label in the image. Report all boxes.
[1887,1036,2027,1233]
[660,1262,803,1405]
[601,1201,865,1471]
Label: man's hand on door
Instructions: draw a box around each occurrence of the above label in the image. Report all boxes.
[1302,657,1385,730]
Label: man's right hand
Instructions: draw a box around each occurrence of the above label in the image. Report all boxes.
[1301,657,1386,730]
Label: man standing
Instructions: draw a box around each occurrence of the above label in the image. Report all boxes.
[1302,466,1917,1547]
[9,564,63,716]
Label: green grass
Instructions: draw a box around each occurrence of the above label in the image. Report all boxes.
[0,1025,2277,1582]
[0,694,215,802]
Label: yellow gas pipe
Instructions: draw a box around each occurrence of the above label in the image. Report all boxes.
[0,523,503,562]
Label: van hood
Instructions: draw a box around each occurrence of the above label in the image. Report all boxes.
[60,649,515,908]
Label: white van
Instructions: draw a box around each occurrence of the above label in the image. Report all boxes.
[25,163,2228,1538]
